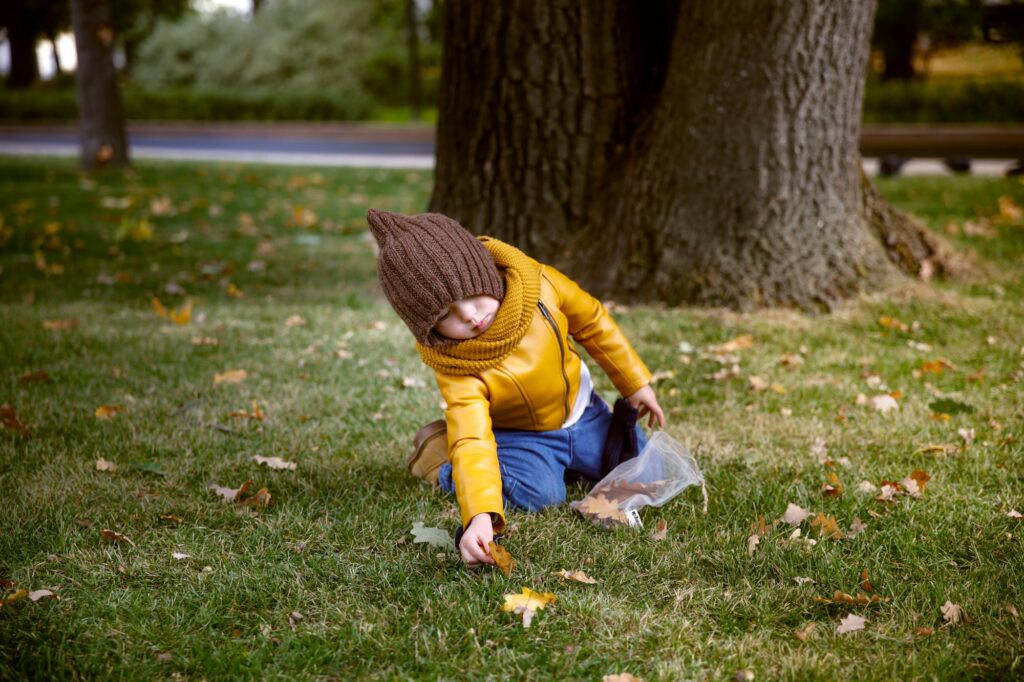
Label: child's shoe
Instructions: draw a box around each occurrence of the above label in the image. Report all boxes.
[407,419,447,485]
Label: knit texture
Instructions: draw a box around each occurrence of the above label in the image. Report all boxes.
[416,238,541,375]
[367,209,505,346]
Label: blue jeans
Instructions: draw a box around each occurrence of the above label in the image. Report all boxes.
[437,392,648,514]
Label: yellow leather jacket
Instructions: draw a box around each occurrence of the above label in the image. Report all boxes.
[433,264,652,531]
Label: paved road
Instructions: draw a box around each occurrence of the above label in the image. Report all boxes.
[0,123,1020,175]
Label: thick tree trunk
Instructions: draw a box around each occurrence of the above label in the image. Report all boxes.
[5,13,39,88]
[71,0,129,170]
[431,0,952,310]
[430,0,678,257]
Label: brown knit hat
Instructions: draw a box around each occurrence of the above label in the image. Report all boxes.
[366,209,505,346]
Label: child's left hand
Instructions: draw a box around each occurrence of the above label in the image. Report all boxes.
[627,384,666,429]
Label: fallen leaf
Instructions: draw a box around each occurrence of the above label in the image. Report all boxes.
[876,483,900,502]
[552,569,597,584]
[239,487,271,508]
[230,401,266,422]
[489,541,516,576]
[836,613,866,634]
[860,569,874,592]
[1008,510,1023,519]
[810,512,843,539]
[821,471,844,498]
[410,522,455,550]
[501,587,556,629]
[18,370,51,384]
[576,493,627,525]
[95,457,118,472]
[921,358,956,374]
[603,675,643,682]
[958,428,975,446]
[156,652,173,663]
[901,470,931,498]
[732,671,754,682]
[208,480,250,502]
[649,369,674,384]
[28,589,56,602]
[779,353,804,368]
[856,480,878,494]
[709,334,754,353]
[848,517,867,538]
[1007,604,1020,618]
[781,503,810,527]
[708,364,741,382]
[858,394,899,413]
[160,514,183,524]
[0,588,28,607]
[810,437,828,463]
[252,455,296,471]
[878,316,908,332]
[284,314,306,328]
[0,404,31,437]
[94,404,124,420]
[214,369,248,385]
[749,375,769,391]
[914,626,934,637]
[747,534,760,557]
[100,529,135,546]
[42,319,79,331]
[793,576,815,586]
[941,601,964,625]
[914,443,956,455]
[794,622,816,641]
[650,518,668,541]
[814,590,882,606]
[191,336,219,346]
[171,552,191,560]
[289,610,303,627]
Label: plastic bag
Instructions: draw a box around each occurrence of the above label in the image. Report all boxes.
[571,431,706,528]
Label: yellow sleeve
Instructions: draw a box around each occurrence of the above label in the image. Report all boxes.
[545,266,653,397]
[434,372,506,532]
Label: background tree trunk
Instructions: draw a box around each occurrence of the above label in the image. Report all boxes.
[5,11,39,88]
[431,0,949,310]
[71,0,130,170]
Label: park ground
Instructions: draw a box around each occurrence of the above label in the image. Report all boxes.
[0,157,1022,680]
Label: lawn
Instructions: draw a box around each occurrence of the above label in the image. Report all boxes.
[1,157,1022,680]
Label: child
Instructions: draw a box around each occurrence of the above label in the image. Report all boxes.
[367,209,665,566]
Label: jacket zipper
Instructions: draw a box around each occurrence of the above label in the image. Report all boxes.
[537,300,571,423]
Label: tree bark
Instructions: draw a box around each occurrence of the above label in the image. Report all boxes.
[71,0,130,170]
[5,9,39,88]
[431,0,951,310]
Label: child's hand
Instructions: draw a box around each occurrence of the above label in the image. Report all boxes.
[627,384,666,429]
[459,513,496,566]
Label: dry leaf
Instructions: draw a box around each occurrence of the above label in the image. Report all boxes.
[878,315,908,332]
[603,675,643,682]
[821,471,844,498]
[410,522,455,550]
[958,428,975,446]
[209,480,250,502]
[171,552,191,560]
[856,480,878,494]
[876,484,900,502]
[941,601,964,625]
[95,457,118,472]
[836,613,866,635]
[708,364,741,382]
[0,404,31,437]
[1008,510,1023,519]
[794,622,816,641]
[848,517,867,538]
[793,576,815,586]
[42,319,79,331]
[1,588,28,606]
[1006,604,1019,618]
[858,394,899,413]
[289,610,303,627]
[810,512,843,539]
[94,404,124,420]
[814,590,882,606]
[240,487,271,508]
[18,370,51,384]
[160,514,183,524]
[284,314,306,328]
[230,401,266,422]
[28,589,56,602]
[489,541,515,576]
[781,503,810,527]
[252,455,296,471]
[100,529,135,546]
[749,375,769,391]
[779,353,804,368]
[214,369,248,385]
[576,494,627,525]
[860,569,874,592]
[747,534,760,557]
[914,626,934,637]
[709,334,754,353]
[650,518,668,541]
[810,437,828,463]
[501,587,556,629]
[552,569,597,584]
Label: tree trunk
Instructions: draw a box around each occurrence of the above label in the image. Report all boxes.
[70,0,129,170]
[48,34,63,76]
[5,11,39,88]
[405,0,422,120]
[431,0,950,310]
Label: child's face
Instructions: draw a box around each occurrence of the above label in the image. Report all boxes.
[434,294,501,340]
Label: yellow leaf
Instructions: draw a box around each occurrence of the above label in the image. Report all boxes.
[214,369,248,385]
[0,588,28,607]
[151,297,168,319]
[169,300,192,325]
[100,528,135,546]
[226,284,243,298]
[94,405,124,420]
[501,587,556,614]
[489,541,515,576]
[810,512,843,539]
[710,334,754,353]
[821,471,844,498]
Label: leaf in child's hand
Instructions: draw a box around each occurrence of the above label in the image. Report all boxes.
[552,569,597,584]
[252,455,296,471]
[410,522,455,551]
[836,614,866,635]
[489,541,515,576]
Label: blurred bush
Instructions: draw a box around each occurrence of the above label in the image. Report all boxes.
[863,79,1024,123]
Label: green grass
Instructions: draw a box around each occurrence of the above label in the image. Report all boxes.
[1,157,1023,680]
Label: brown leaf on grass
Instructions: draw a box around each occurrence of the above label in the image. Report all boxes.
[603,675,643,682]
[208,479,251,502]
[941,601,964,625]
[95,457,118,472]
[878,316,909,332]
[836,613,866,634]
[489,541,515,576]
[914,626,934,637]
[1007,604,1020,618]
[968,366,986,382]
[779,353,805,368]
[94,405,124,420]
[191,336,219,346]
[18,370,51,384]
[921,358,956,374]
[152,297,192,325]
[794,622,817,641]
[749,514,771,537]
[709,334,754,353]
[914,444,957,456]
[860,569,874,592]
[288,610,303,627]
[810,512,843,539]
[814,590,882,606]
[28,589,56,602]
[576,494,626,525]
[160,514,183,524]
[230,402,266,421]
[848,517,867,538]
[902,470,931,498]
[0,404,31,437]
[100,529,135,546]
[214,369,248,385]
[552,569,597,584]
[821,471,844,498]
[42,319,79,331]
[239,487,271,508]
[747,534,761,557]
[1008,510,1023,519]
[650,518,668,541]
